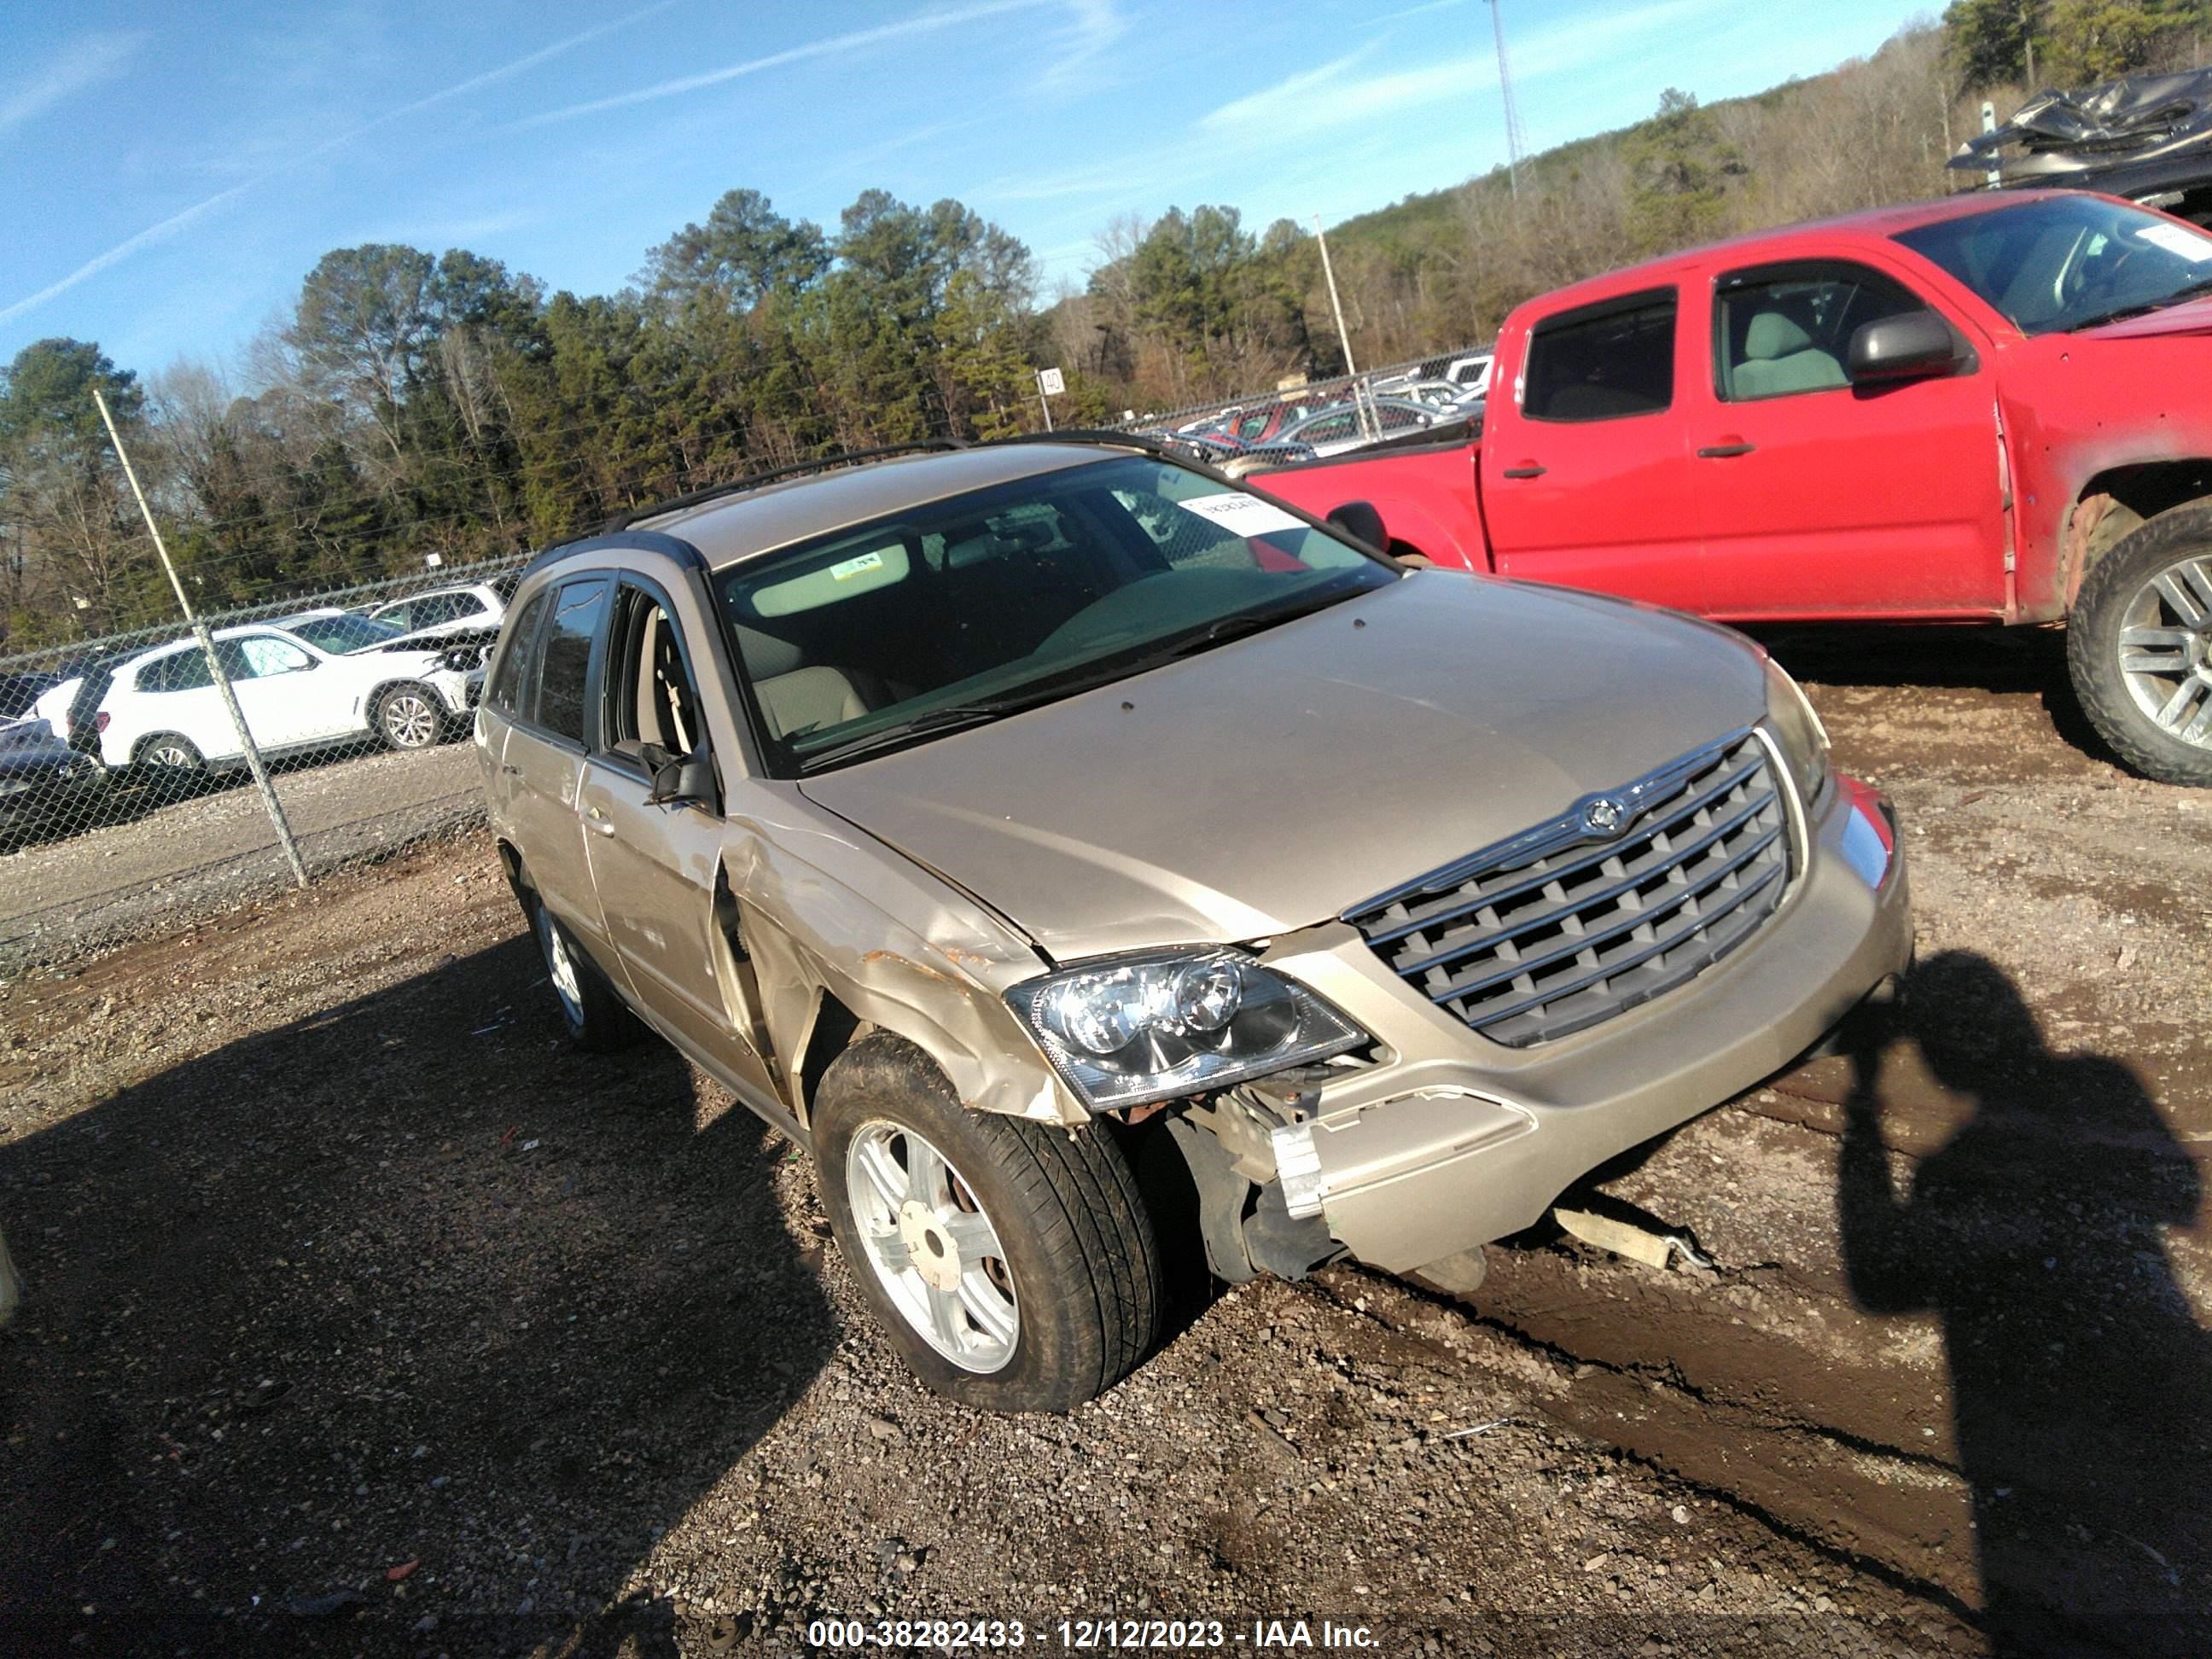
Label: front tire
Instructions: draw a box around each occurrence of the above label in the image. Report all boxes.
[375,682,445,752]
[812,1034,1161,1412]
[2069,504,2212,786]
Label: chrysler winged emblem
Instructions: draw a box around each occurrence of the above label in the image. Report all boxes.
[1580,795,1628,837]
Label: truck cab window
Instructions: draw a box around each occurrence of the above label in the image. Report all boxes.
[1522,290,1677,422]
[1715,262,1926,400]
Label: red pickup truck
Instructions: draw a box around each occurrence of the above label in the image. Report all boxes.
[1260,189,2212,786]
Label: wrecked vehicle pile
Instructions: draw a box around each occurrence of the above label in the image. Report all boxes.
[1953,67,2212,225]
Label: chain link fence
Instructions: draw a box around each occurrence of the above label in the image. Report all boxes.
[0,342,1495,966]
[0,554,527,965]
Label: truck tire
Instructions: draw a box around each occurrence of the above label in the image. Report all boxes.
[812,1033,1161,1412]
[2068,504,2212,787]
[527,889,645,1051]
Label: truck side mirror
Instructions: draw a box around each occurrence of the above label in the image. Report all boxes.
[1846,311,1960,385]
[1326,500,1388,554]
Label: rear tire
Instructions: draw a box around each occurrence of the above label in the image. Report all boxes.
[527,888,645,1051]
[2068,504,2212,787]
[812,1033,1162,1412]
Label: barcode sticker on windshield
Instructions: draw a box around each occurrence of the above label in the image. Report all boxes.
[2134,222,2212,260]
[830,550,887,580]
[1176,492,1308,537]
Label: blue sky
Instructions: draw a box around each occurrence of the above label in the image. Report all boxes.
[0,1,1930,378]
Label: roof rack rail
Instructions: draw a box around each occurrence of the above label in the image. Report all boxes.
[981,428,1228,464]
[597,439,969,533]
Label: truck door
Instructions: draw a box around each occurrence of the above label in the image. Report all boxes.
[576,579,780,1109]
[1481,286,1707,611]
[1692,258,2007,620]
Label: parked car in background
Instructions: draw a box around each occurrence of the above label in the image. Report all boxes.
[1441,352,1493,393]
[0,718,108,847]
[1271,397,1440,457]
[1256,189,2212,785]
[1225,395,1334,446]
[87,620,482,777]
[31,653,132,749]
[367,581,508,643]
[0,672,56,724]
[480,436,1908,1412]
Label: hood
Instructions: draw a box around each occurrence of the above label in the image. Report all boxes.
[2076,294,2212,341]
[800,573,1766,960]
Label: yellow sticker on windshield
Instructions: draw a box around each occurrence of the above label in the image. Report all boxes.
[830,550,886,581]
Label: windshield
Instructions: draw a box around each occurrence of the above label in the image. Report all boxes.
[1895,196,2212,335]
[288,614,403,654]
[714,455,1394,775]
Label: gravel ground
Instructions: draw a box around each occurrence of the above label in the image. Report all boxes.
[1,626,2206,1657]
[0,742,481,969]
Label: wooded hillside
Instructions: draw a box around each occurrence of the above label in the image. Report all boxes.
[3,3,2205,649]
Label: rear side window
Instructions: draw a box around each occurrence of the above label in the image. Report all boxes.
[533,579,609,744]
[487,592,550,717]
[1522,289,1678,422]
[144,649,213,693]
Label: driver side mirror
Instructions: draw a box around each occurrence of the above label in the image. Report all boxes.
[1846,310,1961,385]
[1326,499,1388,554]
[644,744,717,810]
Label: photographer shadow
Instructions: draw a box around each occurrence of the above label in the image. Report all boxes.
[1837,951,2209,1654]
[0,934,836,1656]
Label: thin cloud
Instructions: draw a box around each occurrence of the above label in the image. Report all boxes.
[1200,0,1732,137]
[1036,0,1130,91]
[0,31,148,134]
[0,5,672,328]
[514,1,1051,129]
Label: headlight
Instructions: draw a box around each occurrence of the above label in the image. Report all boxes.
[1761,656,1831,809]
[1005,948,1366,1111]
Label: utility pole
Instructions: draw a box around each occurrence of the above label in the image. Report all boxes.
[94,387,307,889]
[1313,216,1376,444]
[1486,0,1530,201]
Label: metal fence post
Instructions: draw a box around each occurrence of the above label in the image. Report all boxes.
[93,388,309,889]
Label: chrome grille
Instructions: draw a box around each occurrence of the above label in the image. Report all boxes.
[1344,731,1791,1047]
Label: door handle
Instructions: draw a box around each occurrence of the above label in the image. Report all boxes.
[1500,463,1547,479]
[585,806,616,837]
[1696,441,1756,458]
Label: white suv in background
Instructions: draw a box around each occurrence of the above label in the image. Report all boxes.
[368,581,507,643]
[92,617,480,776]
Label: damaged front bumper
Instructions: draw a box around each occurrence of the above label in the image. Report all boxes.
[1247,774,1910,1277]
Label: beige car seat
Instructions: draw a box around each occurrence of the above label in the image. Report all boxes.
[739,626,868,740]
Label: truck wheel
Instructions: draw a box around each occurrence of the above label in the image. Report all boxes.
[812,1033,1161,1412]
[2069,504,2212,787]
[527,889,644,1051]
[375,683,443,751]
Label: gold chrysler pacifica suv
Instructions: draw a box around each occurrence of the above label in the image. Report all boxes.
[477,439,1911,1412]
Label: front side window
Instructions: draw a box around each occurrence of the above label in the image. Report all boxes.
[1714,262,1929,401]
[1896,196,2212,335]
[715,455,1392,775]
[602,586,705,763]
[238,636,314,678]
[1522,289,1677,422]
[533,579,609,744]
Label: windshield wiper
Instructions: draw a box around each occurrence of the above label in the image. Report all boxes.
[795,697,1040,770]
[2069,275,2212,331]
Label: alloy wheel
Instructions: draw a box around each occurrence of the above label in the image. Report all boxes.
[843,1120,1020,1372]
[382,692,439,748]
[537,907,584,1026]
[2116,552,2212,749]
